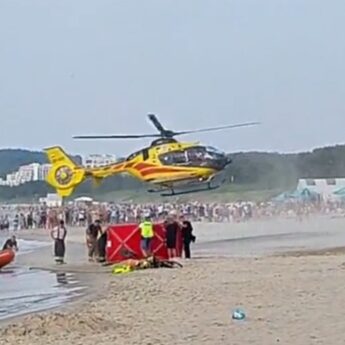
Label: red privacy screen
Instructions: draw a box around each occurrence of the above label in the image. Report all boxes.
[106,223,182,263]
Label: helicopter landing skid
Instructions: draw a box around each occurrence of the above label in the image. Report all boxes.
[147,173,226,196]
[160,182,220,197]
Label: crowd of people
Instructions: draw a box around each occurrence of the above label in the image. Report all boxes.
[1,199,345,232]
[2,198,345,265]
[0,200,336,231]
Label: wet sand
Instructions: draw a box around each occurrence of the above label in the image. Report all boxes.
[1,216,345,345]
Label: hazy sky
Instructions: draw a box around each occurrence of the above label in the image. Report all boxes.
[0,0,344,156]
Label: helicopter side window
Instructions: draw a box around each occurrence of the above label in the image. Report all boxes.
[126,150,141,161]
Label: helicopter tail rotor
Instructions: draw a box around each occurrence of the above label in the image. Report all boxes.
[44,146,86,197]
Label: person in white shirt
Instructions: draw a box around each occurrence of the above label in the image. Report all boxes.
[50,220,67,264]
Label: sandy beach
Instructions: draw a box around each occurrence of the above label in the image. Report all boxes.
[1,216,345,345]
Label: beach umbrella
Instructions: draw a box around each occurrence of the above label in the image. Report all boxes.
[296,188,319,201]
[272,191,295,202]
[333,187,345,196]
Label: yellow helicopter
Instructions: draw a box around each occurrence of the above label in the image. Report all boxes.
[44,114,259,197]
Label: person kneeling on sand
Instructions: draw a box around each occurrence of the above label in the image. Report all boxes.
[50,220,67,264]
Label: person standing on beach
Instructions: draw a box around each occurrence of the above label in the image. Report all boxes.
[86,219,101,262]
[164,215,180,259]
[179,215,195,259]
[50,220,67,264]
[97,224,107,263]
[138,214,154,257]
[12,214,19,231]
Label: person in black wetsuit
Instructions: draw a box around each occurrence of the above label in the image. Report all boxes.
[179,215,195,259]
[2,235,18,251]
[164,216,180,259]
[86,220,101,262]
[97,224,107,263]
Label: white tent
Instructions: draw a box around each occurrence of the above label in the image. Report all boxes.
[74,196,93,203]
[39,193,63,207]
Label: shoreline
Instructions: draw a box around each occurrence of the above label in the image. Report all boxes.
[0,230,112,328]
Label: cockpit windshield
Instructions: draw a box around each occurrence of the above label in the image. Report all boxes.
[158,146,226,170]
[205,146,224,155]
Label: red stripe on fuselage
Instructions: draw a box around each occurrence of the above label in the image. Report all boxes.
[140,167,191,176]
[134,163,155,171]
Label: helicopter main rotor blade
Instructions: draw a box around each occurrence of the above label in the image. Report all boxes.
[172,122,260,136]
[147,114,167,134]
[73,134,161,139]
[73,119,260,140]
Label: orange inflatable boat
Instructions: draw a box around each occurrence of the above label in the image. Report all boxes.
[0,249,15,269]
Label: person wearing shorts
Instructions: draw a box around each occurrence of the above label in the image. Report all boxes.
[164,216,178,258]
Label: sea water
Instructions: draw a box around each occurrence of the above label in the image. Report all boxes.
[16,238,51,255]
[0,238,84,321]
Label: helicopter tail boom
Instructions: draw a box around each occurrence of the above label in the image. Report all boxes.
[44,146,86,198]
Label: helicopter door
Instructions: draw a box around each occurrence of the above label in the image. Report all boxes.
[142,148,149,160]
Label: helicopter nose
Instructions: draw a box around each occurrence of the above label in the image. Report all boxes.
[216,154,231,169]
[226,156,232,165]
